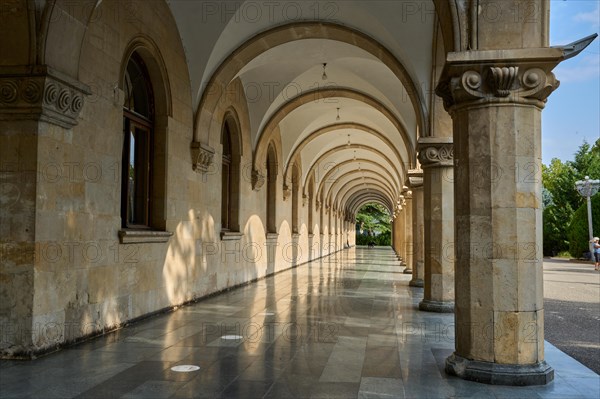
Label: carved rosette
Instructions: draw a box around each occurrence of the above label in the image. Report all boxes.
[0,66,90,128]
[434,48,575,113]
[417,139,454,168]
[251,169,265,191]
[191,142,215,173]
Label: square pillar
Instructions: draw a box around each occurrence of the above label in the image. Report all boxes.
[418,137,455,313]
[436,48,571,385]
[402,187,413,274]
[408,169,425,287]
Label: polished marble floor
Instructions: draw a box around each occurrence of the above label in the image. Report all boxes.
[1,247,599,398]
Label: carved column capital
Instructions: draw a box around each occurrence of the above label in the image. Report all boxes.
[0,65,90,128]
[282,184,291,201]
[251,169,265,191]
[191,142,215,173]
[433,47,585,112]
[417,137,454,168]
[402,186,413,200]
[407,169,424,188]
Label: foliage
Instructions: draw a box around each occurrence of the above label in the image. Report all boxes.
[355,203,391,246]
[543,139,600,256]
[356,231,391,246]
[567,194,600,258]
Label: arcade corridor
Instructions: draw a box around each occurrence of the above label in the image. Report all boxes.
[0,247,597,399]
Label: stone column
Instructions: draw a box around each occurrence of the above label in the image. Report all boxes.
[402,187,413,274]
[0,66,90,356]
[408,169,424,287]
[436,48,581,385]
[392,207,403,260]
[418,137,454,313]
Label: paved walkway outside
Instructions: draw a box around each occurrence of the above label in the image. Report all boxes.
[1,247,599,398]
[543,258,600,374]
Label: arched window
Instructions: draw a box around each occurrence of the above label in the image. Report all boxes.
[308,176,314,234]
[221,119,240,232]
[221,122,233,231]
[266,145,277,234]
[291,164,299,234]
[121,54,154,228]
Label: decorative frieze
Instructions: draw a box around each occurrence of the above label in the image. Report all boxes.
[0,65,90,128]
[417,137,453,168]
[191,142,215,173]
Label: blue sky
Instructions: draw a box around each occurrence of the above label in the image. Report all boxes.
[544,0,600,164]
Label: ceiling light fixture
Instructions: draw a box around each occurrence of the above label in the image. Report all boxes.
[322,63,328,80]
[353,150,356,160]
[336,107,340,121]
[347,134,351,146]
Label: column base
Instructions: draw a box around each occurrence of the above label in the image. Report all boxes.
[403,267,412,274]
[418,299,454,313]
[409,278,423,287]
[445,353,554,386]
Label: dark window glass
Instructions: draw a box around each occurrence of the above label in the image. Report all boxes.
[122,54,153,228]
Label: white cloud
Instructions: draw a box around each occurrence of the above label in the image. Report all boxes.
[574,5,600,27]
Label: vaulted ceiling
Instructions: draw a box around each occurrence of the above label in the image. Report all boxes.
[168,0,438,216]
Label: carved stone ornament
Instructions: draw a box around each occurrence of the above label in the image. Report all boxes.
[302,194,308,207]
[282,184,291,201]
[0,65,90,128]
[417,138,454,168]
[191,142,215,173]
[433,46,588,112]
[407,169,424,188]
[251,169,265,191]
[436,64,562,112]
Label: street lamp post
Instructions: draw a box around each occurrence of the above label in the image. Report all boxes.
[575,176,600,260]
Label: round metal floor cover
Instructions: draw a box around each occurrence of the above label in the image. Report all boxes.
[221,335,244,340]
[171,365,200,372]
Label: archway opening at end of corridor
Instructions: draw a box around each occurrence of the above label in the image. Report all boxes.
[355,203,391,246]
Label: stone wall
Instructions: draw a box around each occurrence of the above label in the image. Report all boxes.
[0,0,347,357]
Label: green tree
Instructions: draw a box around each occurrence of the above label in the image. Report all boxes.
[568,194,600,258]
[355,203,391,245]
[543,138,600,256]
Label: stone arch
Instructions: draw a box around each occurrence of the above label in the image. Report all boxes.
[349,191,394,213]
[283,122,405,186]
[194,21,429,144]
[325,170,399,207]
[304,144,403,197]
[350,195,394,217]
[316,159,401,201]
[338,183,397,213]
[119,35,173,118]
[253,88,415,174]
[0,0,36,65]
